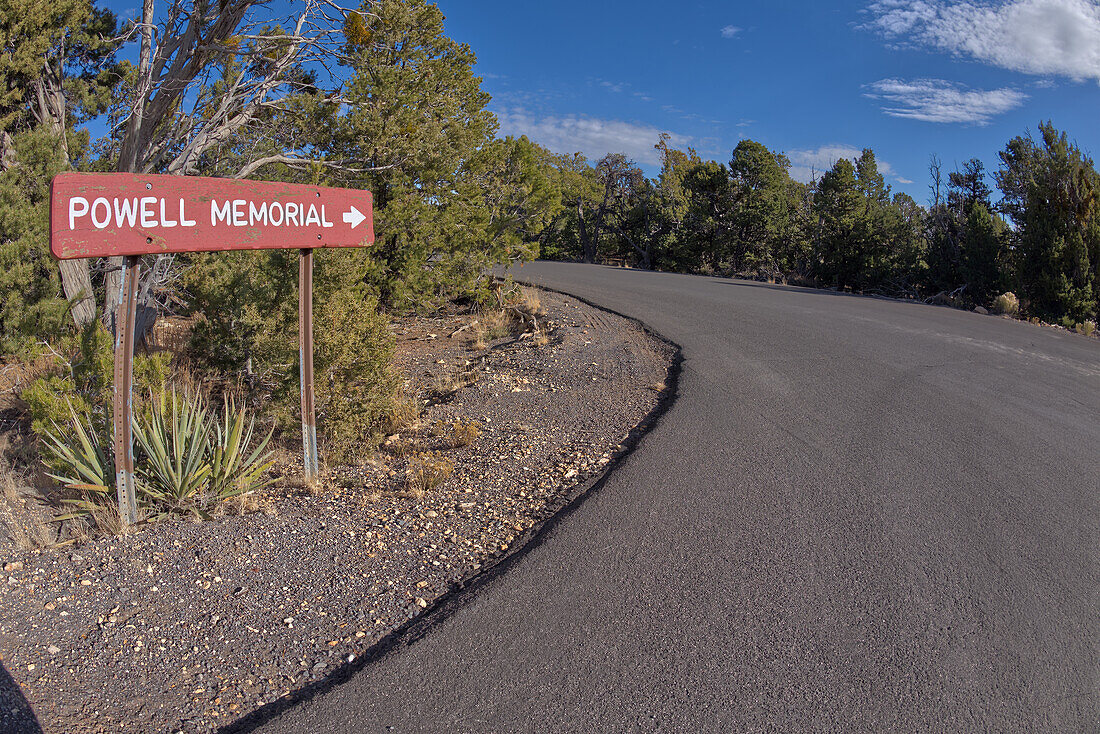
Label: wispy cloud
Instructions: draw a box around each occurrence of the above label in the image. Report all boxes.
[865,0,1100,83]
[864,78,1028,124]
[786,145,903,184]
[721,24,742,38]
[494,108,691,166]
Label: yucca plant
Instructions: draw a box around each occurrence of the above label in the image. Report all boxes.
[40,402,114,519]
[132,388,212,514]
[208,398,275,501]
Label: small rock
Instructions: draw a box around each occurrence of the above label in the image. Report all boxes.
[4,561,23,572]
[415,598,428,608]
[80,579,92,586]
[975,306,989,315]
[47,645,61,655]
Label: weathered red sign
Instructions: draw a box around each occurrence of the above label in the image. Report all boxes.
[49,173,374,259]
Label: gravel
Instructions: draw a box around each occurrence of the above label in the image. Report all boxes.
[0,289,675,733]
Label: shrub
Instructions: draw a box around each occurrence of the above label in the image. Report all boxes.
[312,284,398,464]
[449,419,481,447]
[992,292,1020,316]
[184,249,398,466]
[1077,320,1097,337]
[21,322,171,439]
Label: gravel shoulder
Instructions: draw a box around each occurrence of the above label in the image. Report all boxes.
[0,289,676,734]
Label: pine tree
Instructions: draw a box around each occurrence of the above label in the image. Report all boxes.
[996,123,1098,322]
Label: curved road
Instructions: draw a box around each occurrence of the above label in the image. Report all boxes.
[246,262,1099,732]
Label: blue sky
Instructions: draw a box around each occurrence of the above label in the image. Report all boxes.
[434,0,1100,202]
[99,0,1099,204]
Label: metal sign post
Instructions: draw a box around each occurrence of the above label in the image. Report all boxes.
[298,248,319,481]
[112,255,141,525]
[50,173,374,523]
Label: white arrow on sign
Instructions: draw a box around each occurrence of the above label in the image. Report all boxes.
[342,205,366,229]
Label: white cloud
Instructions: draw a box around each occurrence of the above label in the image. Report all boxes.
[494,108,691,166]
[786,145,902,184]
[721,25,742,38]
[865,0,1100,83]
[864,78,1028,124]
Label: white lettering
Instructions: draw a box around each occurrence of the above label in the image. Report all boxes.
[159,199,177,228]
[91,198,112,229]
[113,198,139,228]
[269,201,284,226]
[68,197,89,230]
[232,199,247,227]
[211,200,232,226]
[286,202,300,227]
[305,204,321,227]
[179,199,196,227]
[321,205,333,228]
[249,201,269,226]
[140,197,158,228]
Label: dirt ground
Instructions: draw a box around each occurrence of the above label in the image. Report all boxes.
[0,288,676,734]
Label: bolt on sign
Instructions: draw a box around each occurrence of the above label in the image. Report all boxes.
[50,173,375,524]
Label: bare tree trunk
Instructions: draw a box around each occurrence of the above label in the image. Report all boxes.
[33,49,96,327]
[105,0,155,334]
[576,200,594,263]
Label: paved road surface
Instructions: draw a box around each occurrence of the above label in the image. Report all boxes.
[244,263,1099,732]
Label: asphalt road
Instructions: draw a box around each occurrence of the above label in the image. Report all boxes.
[244,262,1099,733]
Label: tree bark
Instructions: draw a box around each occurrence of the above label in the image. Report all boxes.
[106,0,155,333]
[33,50,96,327]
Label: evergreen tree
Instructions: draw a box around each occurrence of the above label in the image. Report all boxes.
[728,140,792,274]
[996,122,1098,322]
[813,157,863,289]
[332,0,509,306]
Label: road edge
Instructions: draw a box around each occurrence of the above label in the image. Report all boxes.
[221,280,685,734]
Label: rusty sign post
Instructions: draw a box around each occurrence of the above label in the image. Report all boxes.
[298,248,319,480]
[50,173,374,522]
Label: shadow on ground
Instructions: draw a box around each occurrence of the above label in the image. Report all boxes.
[0,661,43,734]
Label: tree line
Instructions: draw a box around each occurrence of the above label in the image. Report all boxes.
[1,0,1095,466]
[538,126,1100,328]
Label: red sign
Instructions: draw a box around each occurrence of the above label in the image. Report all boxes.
[49,173,374,259]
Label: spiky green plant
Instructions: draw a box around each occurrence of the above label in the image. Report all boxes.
[40,402,114,518]
[131,389,212,512]
[41,388,275,524]
[208,398,275,501]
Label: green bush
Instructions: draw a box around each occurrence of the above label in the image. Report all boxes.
[313,283,398,464]
[185,248,398,465]
[21,322,171,439]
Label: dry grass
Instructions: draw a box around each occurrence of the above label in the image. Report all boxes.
[449,419,481,448]
[992,292,1020,316]
[83,501,127,538]
[1076,320,1097,337]
[519,287,543,317]
[0,466,55,550]
[404,452,454,498]
[384,391,422,434]
[429,363,482,398]
[215,492,262,516]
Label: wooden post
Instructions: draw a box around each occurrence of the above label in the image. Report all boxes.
[298,248,319,481]
[112,255,141,525]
